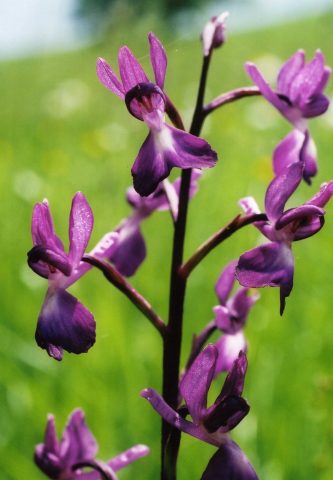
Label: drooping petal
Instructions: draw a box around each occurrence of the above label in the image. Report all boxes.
[277,50,305,97]
[203,394,249,434]
[213,332,247,375]
[180,344,217,424]
[118,46,149,93]
[35,288,96,361]
[96,57,125,99]
[272,130,305,176]
[245,62,287,113]
[201,439,259,480]
[148,32,167,89]
[265,162,303,222]
[215,260,237,305]
[109,445,150,472]
[108,218,146,277]
[132,125,216,196]
[68,192,94,268]
[236,242,294,314]
[60,409,98,467]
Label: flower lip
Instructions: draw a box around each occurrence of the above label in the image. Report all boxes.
[125,82,165,120]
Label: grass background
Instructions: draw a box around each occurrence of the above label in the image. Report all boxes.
[1,10,333,479]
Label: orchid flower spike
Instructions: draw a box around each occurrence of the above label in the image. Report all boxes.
[35,409,149,479]
[97,33,217,196]
[246,50,331,184]
[213,260,259,374]
[142,347,249,447]
[236,161,333,314]
[27,193,118,360]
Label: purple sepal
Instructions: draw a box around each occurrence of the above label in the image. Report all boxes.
[132,125,216,196]
[201,439,259,480]
[109,219,146,277]
[68,192,94,266]
[236,242,294,314]
[148,32,167,89]
[35,289,96,361]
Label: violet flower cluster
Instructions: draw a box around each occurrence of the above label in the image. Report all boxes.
[28,11,333,480]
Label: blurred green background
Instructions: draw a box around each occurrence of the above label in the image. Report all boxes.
[1,2,333,479]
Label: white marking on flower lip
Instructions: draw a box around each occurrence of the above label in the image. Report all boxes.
[153,126,175,153]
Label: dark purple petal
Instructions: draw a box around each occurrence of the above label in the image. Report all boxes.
[203,395,249,433]
[236,242,294,314]
[215,261,237,305]
[277,50,305,97]
[28,245,72,278]
[118,46,149,93]
[148,32,167,89]
[293,214,324,241]
[35,288,96,361]
[218,350,248,401]
[60,409,98,466]
[276,204,324,231]
[201,439,259,480]
[109,218,146,277]
[132,125,216,196]
[213,333,247,375]
[180,344,217,423]
[290,50,327,106]
[302,93,330,118]
[96,58,125,99]
[265,162,303,222]
[245,62,287,113]
[272,130,305,176]
[68,192,94,268]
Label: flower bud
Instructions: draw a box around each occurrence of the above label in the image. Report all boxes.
[201,12,229,57]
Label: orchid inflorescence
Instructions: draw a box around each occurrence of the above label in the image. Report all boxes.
[28,12,332,480]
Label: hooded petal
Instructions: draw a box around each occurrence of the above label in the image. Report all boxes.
[218,350,248,400]
[96,57,125,99]
[68,192,94,268]
[277,50,305,97]
[228,288,259,329]
[27,245,72,279]
[290,50,327,106]
[275,204,324,231]
[265,162,303,222]
[215,261,237,305]
[180,344,217,424]
[118,46,149,93]
[34,415,62,479]
[109,218,146,277]
[60,409,98,467]
[201,439,259,480]
[214,332,247,375]
[35,288,96,361]
[148,32,167,89]
[236,242,294,314]
[203,394,249,434]
[302,93,330,118]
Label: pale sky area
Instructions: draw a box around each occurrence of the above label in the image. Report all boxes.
[0,0,333,59]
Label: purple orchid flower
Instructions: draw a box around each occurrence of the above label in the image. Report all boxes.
[236,163,333,314]
[213,261,259,375]
[108,171,201,276]
[201,12,229,57]
[142,346,249,447]
[201,438,258,480]
[96,33,217,196]
[35,409,149,480]
[27,193,119,361]
[246,50,331,183]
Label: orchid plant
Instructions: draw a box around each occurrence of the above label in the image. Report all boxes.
[27,12,332,480]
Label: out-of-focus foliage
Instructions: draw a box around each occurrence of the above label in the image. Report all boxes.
[1,10,333,480]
